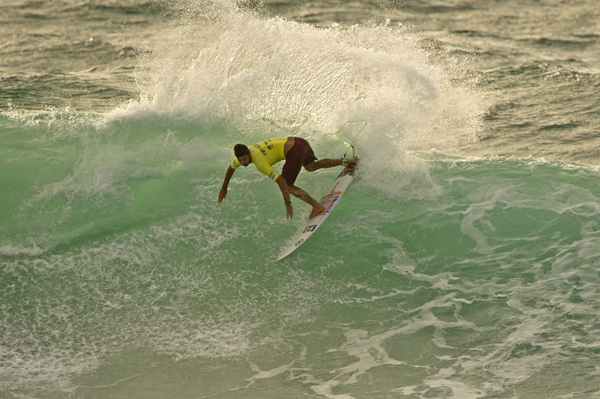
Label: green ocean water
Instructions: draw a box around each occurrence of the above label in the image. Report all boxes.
[3,112,600,398]
[2,1,600,398]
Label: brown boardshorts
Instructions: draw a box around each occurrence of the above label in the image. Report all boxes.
[281,137,318,185]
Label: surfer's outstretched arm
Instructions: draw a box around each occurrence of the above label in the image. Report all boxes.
[218,166,235,203]
[275,176,294,219]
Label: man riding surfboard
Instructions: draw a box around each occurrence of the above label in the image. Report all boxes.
[218,136,358,219]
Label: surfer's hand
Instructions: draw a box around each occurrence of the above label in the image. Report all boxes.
[286,204,293,219]
[218,188,227,203]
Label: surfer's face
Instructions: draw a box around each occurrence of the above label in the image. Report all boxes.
[237,154,251,166]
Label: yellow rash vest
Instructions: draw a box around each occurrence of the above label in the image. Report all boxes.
[230,137,288,181]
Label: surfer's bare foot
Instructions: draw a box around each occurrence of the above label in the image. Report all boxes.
[345,156,359,166]
[310,204,325,219]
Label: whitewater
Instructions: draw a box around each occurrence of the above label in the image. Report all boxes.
[1,1,600,398]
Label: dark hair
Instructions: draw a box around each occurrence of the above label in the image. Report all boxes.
[234,144,250,158]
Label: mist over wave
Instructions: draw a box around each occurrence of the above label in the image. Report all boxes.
[119,8,485,143]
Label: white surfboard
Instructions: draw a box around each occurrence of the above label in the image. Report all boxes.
[277,159,359,260]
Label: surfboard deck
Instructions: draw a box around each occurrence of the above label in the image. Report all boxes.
[277,159,359,260]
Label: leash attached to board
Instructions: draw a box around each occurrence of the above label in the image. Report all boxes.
[323,120,366,159]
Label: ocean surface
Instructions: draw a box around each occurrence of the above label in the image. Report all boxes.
[2,1,600,398]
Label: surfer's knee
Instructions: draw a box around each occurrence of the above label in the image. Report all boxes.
[304,162,318,172]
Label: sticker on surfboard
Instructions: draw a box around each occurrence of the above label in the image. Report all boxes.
[277,159,359,260]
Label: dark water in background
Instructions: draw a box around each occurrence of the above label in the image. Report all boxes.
[2,1,600,398]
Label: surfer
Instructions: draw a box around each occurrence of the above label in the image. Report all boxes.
[218,137,358,219]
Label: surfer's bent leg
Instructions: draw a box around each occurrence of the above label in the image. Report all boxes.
[288,185,325,219]
[305,156,358,172]
[304,158,342,171]
[302,139,358,171]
